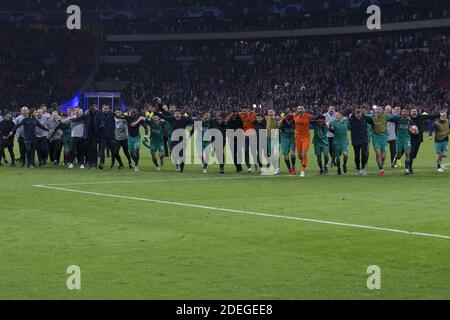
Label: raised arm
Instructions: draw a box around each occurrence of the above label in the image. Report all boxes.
[365,116,374,125]
[385,114,400,121]
[310,118,319,125]
[387,117,399,123]
[70,114,87,123]
[36,120,50,132]
[420,114,440,121]
[183,115,194,126]
[130,116,146,127]
[49,122,64,139]
[10,120,24,136]
[145,118,154,127]
[225,113,233,124]
[157,108,172,119]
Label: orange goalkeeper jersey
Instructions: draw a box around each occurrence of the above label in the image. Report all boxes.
[239,112,257,135]
[293,113,314,139]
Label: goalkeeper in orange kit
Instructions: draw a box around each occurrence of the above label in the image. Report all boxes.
[293,105,315,177]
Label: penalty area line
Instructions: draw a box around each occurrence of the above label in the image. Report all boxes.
[32,184,450,240]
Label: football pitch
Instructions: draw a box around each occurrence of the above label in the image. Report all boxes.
[0,139,449,300]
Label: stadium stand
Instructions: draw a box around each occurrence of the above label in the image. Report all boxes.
[98,32,450,115]
[0,26,98,110]
[0,0,449,115]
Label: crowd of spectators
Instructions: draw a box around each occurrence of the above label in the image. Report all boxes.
[96,31,450,115]
[0,26,98,110]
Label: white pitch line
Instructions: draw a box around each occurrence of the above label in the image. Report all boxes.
[32,184,450,240]
[441,162,450,170]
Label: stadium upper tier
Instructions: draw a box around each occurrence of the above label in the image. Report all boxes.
[1,1,449,113]
[1,1,447,36]
[104,4,449,35]
[0,0,432,12]
[94,31,450,113]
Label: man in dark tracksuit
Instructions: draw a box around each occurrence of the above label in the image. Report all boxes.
[226,112,244,172]
[98,105,116,169]
[409,109,439,174]
[158,107,194,173]
[348,110,373,176]
[10,111,49,168]
[0,112,15,167]
[254,114,267,171]
[85,107,100,168]
[14,107,29,166]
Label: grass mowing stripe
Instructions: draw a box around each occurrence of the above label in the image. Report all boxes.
[32,184,450,240]
[42,175,285,186]
[38,166,440,187]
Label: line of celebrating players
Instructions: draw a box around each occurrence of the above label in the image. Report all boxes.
[0,101,448,176]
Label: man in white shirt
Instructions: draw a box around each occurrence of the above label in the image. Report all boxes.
[40,104,52,121]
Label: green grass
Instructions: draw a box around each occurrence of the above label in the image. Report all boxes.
[0,138,449,300]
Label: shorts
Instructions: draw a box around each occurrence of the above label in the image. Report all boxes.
[281,138,296,155]
[314,144,329,157]
[396,139,411,154]
[0,139,13,148]
[195,140,212,154]
[150,140,165,154]
[372,133,387,153]
[333,141,348,157]
[435,141,449,154]
[296,137,310,154]
[63,140,71,151]
[62,134,71,151]
[128,135,141,152]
